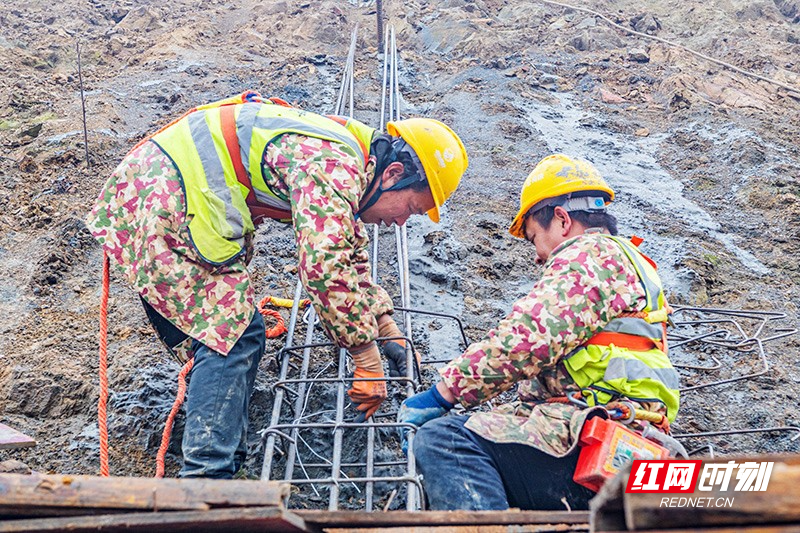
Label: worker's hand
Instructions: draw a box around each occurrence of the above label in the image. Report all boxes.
[347,343,387,422]
[397,384,455,455]
[377,315,408,377]
[382,340,407,378]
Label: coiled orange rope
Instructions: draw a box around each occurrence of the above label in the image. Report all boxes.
[258,296,288,338]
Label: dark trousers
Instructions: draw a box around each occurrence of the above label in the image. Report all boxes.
[414,415,595,510]
[179,311,266,478]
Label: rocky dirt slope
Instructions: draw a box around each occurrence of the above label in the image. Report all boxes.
[1,0,799,506]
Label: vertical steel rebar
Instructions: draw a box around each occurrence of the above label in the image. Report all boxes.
[76,41,90,169]
[282,314,320,486]
[385,24,419,510]
[376,0,384,51]
[260,21,434,512]
[261,280,304,479]
[328,347,348,509]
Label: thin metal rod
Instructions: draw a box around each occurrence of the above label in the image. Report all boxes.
[290,475,423,489]
[379,28,390,132]
[391,26,400,121]
[261,281,304,479]
[329,348,347,510]
[674,426,800,441]
[76,41,90,169]
[679,338,769,393]
[376,0,384,49]
[302,460,407,468]
[348,25,357,118]
[387,24,418,510]
[283,309,319,484]
[394,306,470,346]
[327,27,359,510]
[365,423,375,511]
[266,421,419,431]
[687,445,715,458]
[274,376,414,388]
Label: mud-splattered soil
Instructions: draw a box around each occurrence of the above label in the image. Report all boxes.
[1,0,800,510]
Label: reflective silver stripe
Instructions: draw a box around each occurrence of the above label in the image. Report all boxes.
[614,238,662,310]
[603,317,663,340]
[252,115,363,163]
[603,357,680,390]
[236,103,260,173]
[188,111,245,238]
[253,187,291,210]
[236,104,292,212]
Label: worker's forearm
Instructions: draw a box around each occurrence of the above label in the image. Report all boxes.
[435,380,456,405]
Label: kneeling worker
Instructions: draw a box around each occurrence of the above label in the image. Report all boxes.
[399,154,680,510]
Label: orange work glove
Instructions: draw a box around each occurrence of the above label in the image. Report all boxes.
[347,343,387,421]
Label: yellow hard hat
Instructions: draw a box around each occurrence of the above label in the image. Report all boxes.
[387,118,468,223]
[509,154,615,238]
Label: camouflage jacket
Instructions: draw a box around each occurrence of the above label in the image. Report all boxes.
[262,134,394,348]
[439,233,650,456]
[87,133,393,358]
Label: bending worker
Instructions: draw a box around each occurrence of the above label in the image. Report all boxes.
[399,154,679,510]
[86,91,468,478]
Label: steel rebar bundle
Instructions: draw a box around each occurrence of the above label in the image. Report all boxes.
[667,306,799,445]
[258,24,461,511]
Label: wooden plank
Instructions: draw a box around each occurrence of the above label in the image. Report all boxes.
[595,524,800,533]
[296,510,590,527]
[324,526,587,533]
[0,473,289,518]
[0,506,313,533]
[0,424,36,450]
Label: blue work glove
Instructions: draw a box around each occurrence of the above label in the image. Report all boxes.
[397,385,455,455]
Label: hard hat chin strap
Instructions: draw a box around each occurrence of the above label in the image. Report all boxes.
[356,173,424,217]
[356,138,426,218]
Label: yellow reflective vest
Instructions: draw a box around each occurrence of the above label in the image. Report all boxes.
[150,93,375,265]
[563,235,681,422]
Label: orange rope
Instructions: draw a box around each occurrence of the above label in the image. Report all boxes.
[546,391,583,404]
[617,310,648,319]
[155,357,194,478]
[258,296,288,338]
[546,396,571,404]
[546,394,671,433]
[98,252,110,477]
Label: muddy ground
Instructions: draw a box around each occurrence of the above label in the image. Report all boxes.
[1,0,800,510]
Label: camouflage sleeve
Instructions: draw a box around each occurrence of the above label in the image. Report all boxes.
[280,135,392,348]
[516,379,547,402]
[440,235,647,408]
[349,211,394,320]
